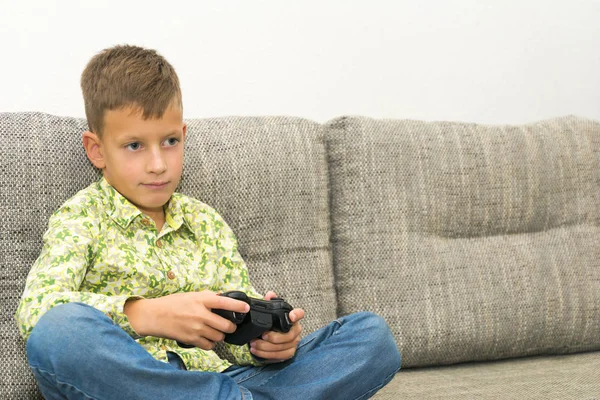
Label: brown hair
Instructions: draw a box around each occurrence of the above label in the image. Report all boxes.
[80,44,182,136]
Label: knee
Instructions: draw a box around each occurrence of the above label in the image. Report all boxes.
[27,303,107,366]
[345,312,402,372]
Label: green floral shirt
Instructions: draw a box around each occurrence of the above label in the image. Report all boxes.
[15,177,264,372]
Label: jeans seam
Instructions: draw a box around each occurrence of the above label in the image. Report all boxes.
[30,364,100,400]
[239,385,253,400]
[295,334,318,351]
[234,366,267,384]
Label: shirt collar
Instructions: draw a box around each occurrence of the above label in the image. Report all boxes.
[97,177,191,234]
[164,193,191,233]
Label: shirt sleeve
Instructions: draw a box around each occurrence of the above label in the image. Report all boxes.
[211,211,265,366]
[14,202,142,342]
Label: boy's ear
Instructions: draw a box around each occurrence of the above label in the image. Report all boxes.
[82,131,106,169]
[182,123,187,140]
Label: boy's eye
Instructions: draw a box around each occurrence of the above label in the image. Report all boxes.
[164,138,179,147]
[126,142,141,151]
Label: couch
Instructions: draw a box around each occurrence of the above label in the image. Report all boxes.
[1,112,599,399]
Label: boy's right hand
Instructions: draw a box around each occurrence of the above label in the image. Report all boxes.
[124,290,250,350]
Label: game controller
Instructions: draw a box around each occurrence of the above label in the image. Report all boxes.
[177,291,294,347]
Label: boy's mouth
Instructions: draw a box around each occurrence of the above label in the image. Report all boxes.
[143,181,169,189]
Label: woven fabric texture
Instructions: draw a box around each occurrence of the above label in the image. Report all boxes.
[326,115,600,368]
[374,352,600,399]
[0,112,334,399]
[178,116,335,333]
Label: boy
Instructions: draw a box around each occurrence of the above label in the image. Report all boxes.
[15,45,400,399]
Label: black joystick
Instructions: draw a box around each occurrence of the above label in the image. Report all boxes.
[177,291,294,347]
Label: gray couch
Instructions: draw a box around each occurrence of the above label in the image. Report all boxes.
[1,112,599,399]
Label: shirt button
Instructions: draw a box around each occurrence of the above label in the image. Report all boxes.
[141,218,151,226]
[167,270,176,280]
[156,239,163,248]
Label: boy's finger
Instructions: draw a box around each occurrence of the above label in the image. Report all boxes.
[250,346,289,363]
[250,338,284,352]
[250,340,298,361]
[290,308,305,323]
[263,322,302,343]
[208,295,250,313]
[264,291,278,300]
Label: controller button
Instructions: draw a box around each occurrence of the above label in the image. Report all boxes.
[232,312,245,321]
[256,315,271,326]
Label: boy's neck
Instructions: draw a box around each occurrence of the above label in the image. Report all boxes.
[146,210,166,232]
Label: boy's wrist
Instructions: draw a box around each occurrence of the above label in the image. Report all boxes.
[124,297,152,337]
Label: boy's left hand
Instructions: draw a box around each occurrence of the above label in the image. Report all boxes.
[249,291,305,363]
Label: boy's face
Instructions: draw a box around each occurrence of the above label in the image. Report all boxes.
[83,102,186,220]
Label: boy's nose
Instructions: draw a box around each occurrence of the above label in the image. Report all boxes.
[147,150,167,174]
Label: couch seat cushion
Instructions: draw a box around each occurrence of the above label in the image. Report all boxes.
[374,351,600,399]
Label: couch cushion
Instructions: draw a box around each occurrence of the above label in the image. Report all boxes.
[326,115,600,368]
[374,351,600,399]
[0,112,97,399]
[180,116,335,335]
[0,112,334,398]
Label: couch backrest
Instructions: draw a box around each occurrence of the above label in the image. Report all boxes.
[0,112,334,398]
[1,113,99,399]
[326,115,600,368]
[180,116,335,336]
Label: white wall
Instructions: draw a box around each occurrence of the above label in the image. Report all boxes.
[1,0,598,124]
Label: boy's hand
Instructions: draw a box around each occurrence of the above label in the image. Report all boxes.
[249,291,305,363]
[124,290,250,350]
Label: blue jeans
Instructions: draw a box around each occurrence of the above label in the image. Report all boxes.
[26,303,401,400]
